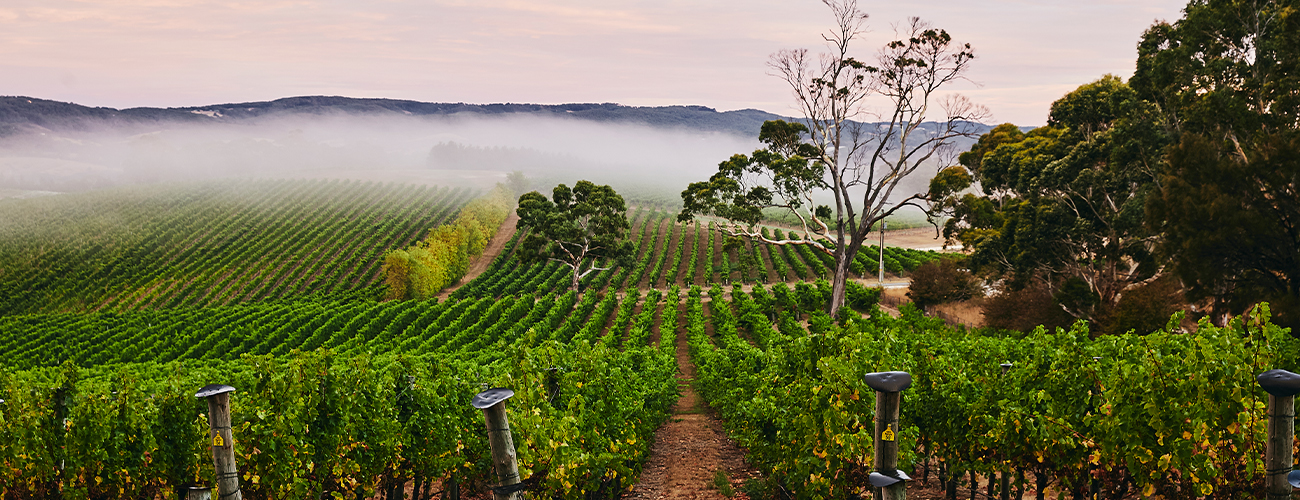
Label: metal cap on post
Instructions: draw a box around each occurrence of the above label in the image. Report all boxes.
[474,388,522,500]
[194,384,241,500]
[869,470,912,487]
[863,371,912,393]
[185,486,213,500]
[1259,369,1300,397]
[472,388,516,410]
[865,371,911,500]
[1257,369,1300,499]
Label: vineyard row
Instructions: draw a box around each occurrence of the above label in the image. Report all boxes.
[0,179,472,316]
[455,206,944,299]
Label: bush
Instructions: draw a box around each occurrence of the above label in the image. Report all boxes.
[794,282,824,314]
[906,258,981,309]
[982,282,1076,332]
[383,185,513,300]
[1097,275,1185,335]
[712,469,735,497]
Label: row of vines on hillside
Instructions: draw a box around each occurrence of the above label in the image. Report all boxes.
[450,212,944,299]
[688,282,1298,499]
[0,282,693,371]
[0,179,470,315]
[0,288,679,499]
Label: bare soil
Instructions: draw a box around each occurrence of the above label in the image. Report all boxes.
[878,283,987,328]
[624,307,761,500]
[930,297,987,329]
[711,227,724,283]
[693,229,708,287]
[656,222,683,288]
[647,300,668,346]
[864,226,956,251]
[752,239,779,284]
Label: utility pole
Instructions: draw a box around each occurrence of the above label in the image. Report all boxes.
[878,221,886,286]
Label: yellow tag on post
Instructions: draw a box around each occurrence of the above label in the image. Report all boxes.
[882,427,895,442]
[213,434,224,447]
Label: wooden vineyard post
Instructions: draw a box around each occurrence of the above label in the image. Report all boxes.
[1257,369,1300,499]
[998,363,1012,500]
[474,388,521,500]
[195,384,241,500]
[864,371,912,500]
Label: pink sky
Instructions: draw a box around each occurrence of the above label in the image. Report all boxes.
[0,0,1186,126]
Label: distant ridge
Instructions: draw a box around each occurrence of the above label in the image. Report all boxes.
[0,95,789,137]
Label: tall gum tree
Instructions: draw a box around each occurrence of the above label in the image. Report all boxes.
[940,76,1170,329]
[515,181,631,294]
[1136,0,1300,327]
[679,0,985,317]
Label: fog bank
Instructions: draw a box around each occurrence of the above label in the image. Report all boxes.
[0,107,977,221]
[0,112,764,197]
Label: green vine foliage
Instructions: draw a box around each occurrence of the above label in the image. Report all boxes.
[0,338,676,499]
[689,283,1298,499]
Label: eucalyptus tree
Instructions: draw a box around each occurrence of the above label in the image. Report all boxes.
[941,76,1170,328]
[679,0,985,317]
[515,181,632,294]
[1137,0,1300,327]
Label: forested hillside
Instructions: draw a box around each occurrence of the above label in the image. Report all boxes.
[0,96,787,137]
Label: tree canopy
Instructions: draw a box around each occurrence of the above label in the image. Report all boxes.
[515,181,631,293]
[941,0,1300,332]
[1137,0,1300,329]
[679,0,983,317]
[943,76,1168,328]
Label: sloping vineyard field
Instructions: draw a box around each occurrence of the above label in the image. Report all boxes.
[4,184,1131,500]
[0,181,681,498]
[0,179,472,316]
[0,286,681,498]
[687,283,1299,499]
[452,206,945,300]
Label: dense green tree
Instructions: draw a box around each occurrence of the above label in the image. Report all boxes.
[1132,0,1298,142]
[1149,132,1300,328]
[1137,0,1300,328]
[679,0,984,317]
[516,181,632,293]
[944,76,1169,325]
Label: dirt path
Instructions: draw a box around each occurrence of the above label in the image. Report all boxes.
[436,212,519,300]
[625,311,760,500]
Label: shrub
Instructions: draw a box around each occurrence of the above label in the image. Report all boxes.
[794,282,824,314]
[1097,274,1185,335]
[382,185,513,300]
[906,258,981,309]
[712,469,734,497]
[982,282,1076,332]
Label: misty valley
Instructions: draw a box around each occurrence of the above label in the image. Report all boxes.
[2,0,1299,496]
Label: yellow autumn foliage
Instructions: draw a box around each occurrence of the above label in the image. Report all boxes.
[382,185,512,300]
